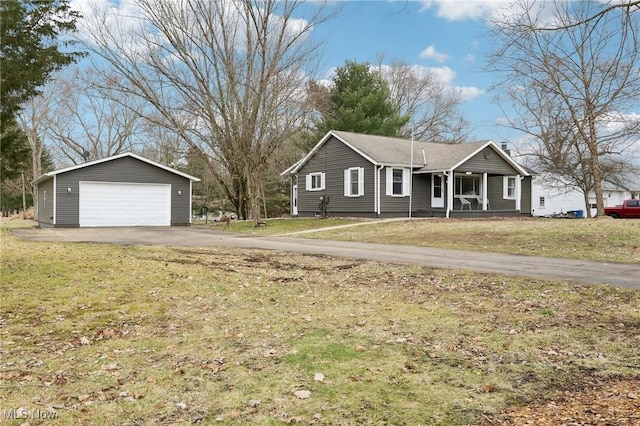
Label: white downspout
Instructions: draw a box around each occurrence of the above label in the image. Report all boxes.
[189,180,193,224]
[516,175,523,212]
[376,165,384,216]
[53,175,57,225]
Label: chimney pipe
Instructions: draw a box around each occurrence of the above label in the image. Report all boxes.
[501,143,511,156]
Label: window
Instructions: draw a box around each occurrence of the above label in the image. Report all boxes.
[433,175,442,198]
[539,196,545,207]
[386,168,409,196]
[344,167,364,197]
[306,172,325,191]
[454,175,480,195]
[503,176,516,199]
[393,169,403,195]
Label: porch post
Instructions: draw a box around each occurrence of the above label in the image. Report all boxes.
[446,170,454,218]
[515,175,522,211]
[482,173,488,210]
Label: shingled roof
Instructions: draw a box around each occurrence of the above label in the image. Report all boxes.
[284,130,528,176]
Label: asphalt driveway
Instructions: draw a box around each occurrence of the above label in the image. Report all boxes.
[13,226,640,289]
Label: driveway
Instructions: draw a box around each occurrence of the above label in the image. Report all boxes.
[13,226,640,289]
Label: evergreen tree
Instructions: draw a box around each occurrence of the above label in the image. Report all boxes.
[1,0,83,181]
[309,61,409,143]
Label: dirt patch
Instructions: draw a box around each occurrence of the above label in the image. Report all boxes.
[479,377,640,425]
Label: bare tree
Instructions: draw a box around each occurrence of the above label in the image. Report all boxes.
[45,68,146,164]
[17,91,55,180]
[380,61,470,143]
[80,0,331,224]
[488,0,640,217]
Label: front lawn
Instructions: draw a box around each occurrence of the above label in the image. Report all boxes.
[2,222,639,425]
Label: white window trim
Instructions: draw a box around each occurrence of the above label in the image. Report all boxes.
[503,176,516,200]
[386,167,410,197]
[306,172,325,191]
[344,167,364,197]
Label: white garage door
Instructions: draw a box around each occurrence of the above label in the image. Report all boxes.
[79,181,171,227]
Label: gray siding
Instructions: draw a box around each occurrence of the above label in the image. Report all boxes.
[485,175,532,214]
[458,147,519,175]
[521,177,532,214]
[297,136,376,216]
[37,177,54,226]
[53,156,191,226]
[487,176,513,210]
[379,171,430,215]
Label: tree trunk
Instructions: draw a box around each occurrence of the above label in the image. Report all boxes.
[582,191,592,218]
[21,173,27,220]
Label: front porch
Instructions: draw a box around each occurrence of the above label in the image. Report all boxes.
[415,166,532,218]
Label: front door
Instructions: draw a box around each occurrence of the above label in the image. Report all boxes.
[292,184,298,216]
[432,174,444,208]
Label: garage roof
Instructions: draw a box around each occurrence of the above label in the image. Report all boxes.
[33,152,201,184]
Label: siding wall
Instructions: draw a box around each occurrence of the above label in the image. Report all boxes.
[521,177,532,215]
[458,147,517,174]
[36,177,54,226]
[297,136,376,215]
[53,157,192,226]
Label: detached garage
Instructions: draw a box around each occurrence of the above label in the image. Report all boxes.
[33,153,200,227]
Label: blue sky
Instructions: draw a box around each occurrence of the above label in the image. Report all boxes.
[310,1,506,142]
[72,0,508,142]
[69,0,639,156]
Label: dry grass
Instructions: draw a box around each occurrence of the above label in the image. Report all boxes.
[2,220,639,425]
[303,217,640,264]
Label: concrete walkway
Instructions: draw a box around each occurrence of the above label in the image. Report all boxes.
[13,226,639,289]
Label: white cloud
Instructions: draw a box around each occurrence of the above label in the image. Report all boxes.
[377,64,484,102]
[417,65,484,101]
[419,0,510,21]
[419,45,449,63]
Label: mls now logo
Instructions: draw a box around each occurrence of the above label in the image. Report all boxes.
[4,407,58,420]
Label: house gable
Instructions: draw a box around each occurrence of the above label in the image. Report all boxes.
[456,143,523,175]
[296,135,377,215]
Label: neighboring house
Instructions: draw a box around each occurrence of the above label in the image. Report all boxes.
[282,130,533,218]
[531,173,640,217]
[33,153,200,227]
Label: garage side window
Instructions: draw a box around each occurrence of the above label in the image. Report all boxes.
[344,167,364,197]
[306,172,325,191]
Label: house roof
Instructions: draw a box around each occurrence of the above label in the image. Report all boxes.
[283,130,530,176]
[33,152,201,184]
